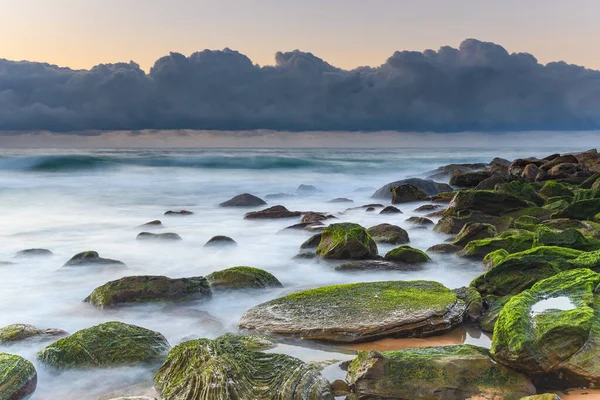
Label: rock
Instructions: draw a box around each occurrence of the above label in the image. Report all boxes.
[334,260,423,272]
[137,232,182,241]
[405,216,434,226]
[328,197,353,203]
[449,170,493,188]
[453,286,483,321]
[301,212,333,224]
[426,163,488,180]
[206,266,282,290]
[164,210,193,216]
[522,163,540,182]
[292,253,316,260]
[521,395,562,400]
[379,205,402,214]
[491,157,511,167]
[365,207,375,212]
[556,199,600,220]
[203,235,237,247]
[300,233,322,249]
[331,380,350,396]
[533,226,600,252]
[540,154,580,171]
[316,223,378,260]
[154,334,334,400]
[474,174,506,190]
[496,181,545,206]
[296,184,320,195]
[384,246,430,264]
[239,280,466,343]
[265,192,294,199]
[0,324,67,344]
[346,345,535,400]
[85,276,211,308]
[372,178,450,199]
[457,229,534,259]
[367,223,409,245]
[138,220,162,228]
[448,190,529,216]
[508,159,545,180]
[13,248,53,258]
[219,193,267,207]
[451,222,497,248]
[542,218,588,231]
[37,321,170,370]
[434,210,512,234]
[581,172,600,189]
[391,184,429,204]
[512,215,539,231]
[63,251,126,268]
[573,148,600,173]
[0,353,37,400]
[431,191,457,203]
[427,244,461,254]
[244,205,302,219]
[414,204,442,212]
[491,269,600,388]
[547,163,589,181]
[282,222,319,231]
[539,181,574,198]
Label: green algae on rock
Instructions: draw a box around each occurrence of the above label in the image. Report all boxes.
[316,223,378,260]
[556,198,600,220]
[533,226,600,252]
[451,222,497,248]
[384,246,431,264]
[206,266,282,290]
[0,353,37,400]
[434,210,512,234]
[154,333,334,400]
[0,324,67,344]
[511,215,539,231]
[491,268,600,387]
[496,181,545,206]
[85,276,211,308]
[238,281,465,343]
[538,181,574,199]
[346,345,535,400]
[37,321,170,370]
[447,190,530,216]
[366,223,409,245]
[458,229,535,259]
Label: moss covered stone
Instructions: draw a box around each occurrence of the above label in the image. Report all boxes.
[384,246,430,264]
[84,276,211,308]
[434,210,512,234]
[0,324,67,344]
[483,249,510,270]
[0,353,37,400]
[451,222,497,248]
[556,199,600,220]
[457,229,535,259]
[391,184,429,204]
[453,286,483,321]
[63,251,126,268]
[316,223,378,260]
[533,226,600,252]
[541,218,588,231]
[512,216,539,231]
[496,181,545,206]
[239,281,465,343]
[346,345,534,400]
[491,268,600,387]
[539,181,574,199]
[543,199,570,212]
[36,322,170,370]
[367,223,409,245]
[448,190,530,216]
[154,334,334,400]
[206,266,282,290]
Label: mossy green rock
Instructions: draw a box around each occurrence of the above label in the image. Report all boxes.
[0,353,37,400]
[239,281,465,343]
[154,334,334,400]
[453,286,483,321]
[434,210,512,234]
[539,181,574,199]
[496,181,545,206]
[84,276,211,308]
[0,324,67,344]
[206,266,282,290]
[37,321,170,370]
[448,190,530,216]
[533,226,600,252]
[316,223,378,260]
[384,246,430,264]
[367,223,409,245]
[543,199,570,212]
[346,345,535,400]
[556,199,600,220]
[457,229,535,259]
[511,216,539,231]
[451,222,497,248]
[541,218,588,231]
[491,269,600,387]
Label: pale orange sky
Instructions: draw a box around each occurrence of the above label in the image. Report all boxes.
[1,0,599,71]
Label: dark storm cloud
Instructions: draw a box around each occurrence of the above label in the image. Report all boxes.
[2,39,600,132]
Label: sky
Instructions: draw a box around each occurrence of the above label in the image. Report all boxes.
[1,0,599,72]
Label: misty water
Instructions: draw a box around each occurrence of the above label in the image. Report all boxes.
[0,146,590,399]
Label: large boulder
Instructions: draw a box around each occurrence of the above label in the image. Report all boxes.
[391,184,429,204]
[84,276,211,308]
[0,324,67,344]
[154,334,334,400]
[367,224,409,245]
[457,229,535,259]
[315,223,378,260]
[37,322,170,370]
[491,268,600,387]
[62,251,126,268]
[219,193,267,207]
[372,178,449,199]
[244,205,302,219]
[448,190,530,216]
[533,226,600,252]
[451,222,497,248]
[0,353,37,400]
[238,280,466,343]
[449,170,493,188]
[346,345,535,400]
[384,246,430,264]
[206,266,282,290]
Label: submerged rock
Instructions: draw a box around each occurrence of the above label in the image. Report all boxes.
[346,345,535,400]
[63,251,126,268]
[367,223,409,245]
[244,205,302,219]
[136,232,182,241]
[13,248,53,258]
[206,266,282,290]
[427,243,461,254]
[0,353,37,400]
[154,333,334,400]
[85,276,211,308]
[296,184,320,195]
[203,235,237,247]
[316,223,378,260]
[391,184,429,204]
[37,321,170,370]
[384,246,430,264]
[138,220,162,228]
[405,216,434,226]
[328,197,353,203]
[379,205,402,214]
[239,280,465,343]
[219,193,267,207]
[0,324,67,344]
[334,260,423,272]
[164,210,193,216]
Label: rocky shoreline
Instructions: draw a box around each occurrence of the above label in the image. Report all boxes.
[2,148,600,399]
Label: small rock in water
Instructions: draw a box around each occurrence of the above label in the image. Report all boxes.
[385,246,430,264]
[335,260,422,272]
[244,205,302,219]
[164,210,193,216]
[138,220,162,228]
[365,207,375,212]
[301,212,335,224]
[136,232,182,241]
[296,184,320,195]
[219,193,267,207]
[265,192,295,199]
[414,204,442,212]
[316,223,378,260]
[405,216,434,225]
[14,248,53,258]
[204,235,237,247]
[63,251,126,268]
[0,352,38,399]
[327,197,353,203]
[0,324,68,344]
[427,244,461,254]
[379,205,402,214]
[367,223,409,245]
[391,184,430,204]
[206,266,282,290]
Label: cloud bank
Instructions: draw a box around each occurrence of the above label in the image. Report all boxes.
[2,39,600,133]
